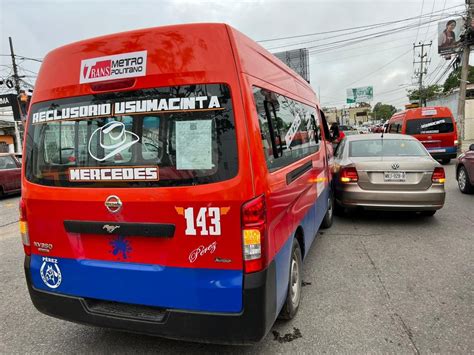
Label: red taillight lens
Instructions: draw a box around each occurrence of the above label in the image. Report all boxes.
[242,195,266,274]
[340,166,359,183]
[89,78,136,92]
[432,167,446,183]
[19,199,30,255]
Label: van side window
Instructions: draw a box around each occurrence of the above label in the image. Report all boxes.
[318,110,331,141]
[253,87,319,171]
[389,121,401,133]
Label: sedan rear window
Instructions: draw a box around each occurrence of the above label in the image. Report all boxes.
[406,117,454,134]
[349,139,428,157]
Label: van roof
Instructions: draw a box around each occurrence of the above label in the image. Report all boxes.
[390,106,453,120]
[32,23,316,106]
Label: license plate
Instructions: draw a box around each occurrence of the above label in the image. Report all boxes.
[428,148,445,153]
[384,171,406,182]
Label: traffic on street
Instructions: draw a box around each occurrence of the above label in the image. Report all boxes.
[0,1,473,353]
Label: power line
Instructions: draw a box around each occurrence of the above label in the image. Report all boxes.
[267,12,459,52]
[258,3,464,43]
[345,49,412,87]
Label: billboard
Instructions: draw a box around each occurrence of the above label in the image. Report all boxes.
[346,86,373,104]
[438,17,464,55]
[0,94,22,121]
[273,48,310,83]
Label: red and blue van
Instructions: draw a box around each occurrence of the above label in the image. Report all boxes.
[21,23,334,344]
[387,106,459,164]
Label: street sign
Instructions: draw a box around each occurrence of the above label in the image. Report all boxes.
[346,86,373,103]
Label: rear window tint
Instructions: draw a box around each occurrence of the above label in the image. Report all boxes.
[349,139,428,157]
[405,117,454,134]
[0,156,18,170]
[25,84,238,188]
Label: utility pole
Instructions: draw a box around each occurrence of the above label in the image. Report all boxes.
[413,41,432,107]
[8,37,23,154]
[8,37,21,96]
[457,0,474,142]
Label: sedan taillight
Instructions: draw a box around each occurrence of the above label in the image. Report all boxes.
[432,167,446,184]
[340,167,359,183]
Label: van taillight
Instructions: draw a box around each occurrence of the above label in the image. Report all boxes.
[432,167,446,184]
[89,78,136,92]
[340,167,359,183]
[242,195,266,273]
[19,199,30,255]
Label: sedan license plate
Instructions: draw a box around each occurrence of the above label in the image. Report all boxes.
[384,171,406,182]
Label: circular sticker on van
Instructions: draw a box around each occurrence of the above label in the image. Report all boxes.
[40,257,62,289]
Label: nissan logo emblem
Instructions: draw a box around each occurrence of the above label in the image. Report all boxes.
[392,163,400,170]
[105,195,122,213]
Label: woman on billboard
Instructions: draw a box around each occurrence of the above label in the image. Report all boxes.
[438,20,457,51]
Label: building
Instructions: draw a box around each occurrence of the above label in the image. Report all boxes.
[348,107,370,125]
[426,84,474,140]
[322,107,338,124]
[0,107,22,153]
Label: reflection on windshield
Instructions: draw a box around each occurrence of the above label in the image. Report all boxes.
[349,140,428,157]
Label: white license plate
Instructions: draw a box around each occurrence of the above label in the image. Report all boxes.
[384,171,406,182]
[428,149,445,153]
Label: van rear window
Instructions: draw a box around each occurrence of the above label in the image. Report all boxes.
[25,84,238,187]
[405,117,454,135]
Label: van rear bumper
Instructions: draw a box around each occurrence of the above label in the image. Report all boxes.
[24,256,277,345]
[426,146,458,160]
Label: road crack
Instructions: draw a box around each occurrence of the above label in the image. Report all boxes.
[0,220,18,228]
[360,240,420,355]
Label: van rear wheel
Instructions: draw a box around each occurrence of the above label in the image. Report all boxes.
[279,239,302,320]
[441,159,451,165]
[320,194,334,229]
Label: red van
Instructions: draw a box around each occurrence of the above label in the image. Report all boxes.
[387,107,459,164]
[21,23,334,344]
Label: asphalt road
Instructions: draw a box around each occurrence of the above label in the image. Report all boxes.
[0,162,472,354]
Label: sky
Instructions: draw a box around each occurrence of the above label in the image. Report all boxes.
[0,0,468,110]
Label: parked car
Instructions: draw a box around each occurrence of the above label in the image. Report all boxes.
[387,106,458,164]
[333,134,445,216]
[456,143,474,194]
[0,153,21,197]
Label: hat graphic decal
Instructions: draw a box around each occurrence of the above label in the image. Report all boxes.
[88,121,139,162]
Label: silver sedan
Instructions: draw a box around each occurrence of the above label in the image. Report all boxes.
[333,134,446,216]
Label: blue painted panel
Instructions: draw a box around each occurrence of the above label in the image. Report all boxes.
[30,255,243,313]
[274,235,293,312]
[274,186,330,312]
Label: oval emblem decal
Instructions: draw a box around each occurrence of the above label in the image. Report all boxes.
[105,195,122,213]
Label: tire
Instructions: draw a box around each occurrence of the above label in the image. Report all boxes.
[334,200,346,216]
[279,239,303,320]
[441,159,451,165]
[457,166,474,194]
[421,210,436,217]
[320,194,334,229]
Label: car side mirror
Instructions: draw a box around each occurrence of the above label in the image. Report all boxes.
[470,144,474,151]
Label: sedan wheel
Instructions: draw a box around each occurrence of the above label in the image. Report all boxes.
[458,166,474,194]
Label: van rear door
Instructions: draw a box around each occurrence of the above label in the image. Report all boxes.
[405,116,456,154]
[24,83,249,313]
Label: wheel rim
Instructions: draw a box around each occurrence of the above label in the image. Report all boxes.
[290,254,300,305]
[458,169,467,190]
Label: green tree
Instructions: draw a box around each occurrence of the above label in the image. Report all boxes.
[407,84,443,106]
[372,102,397,121]
[443,66,474,92]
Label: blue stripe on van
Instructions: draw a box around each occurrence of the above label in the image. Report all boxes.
[29,255,243,313]
[426,146,457,153]
[274,186,329,312]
